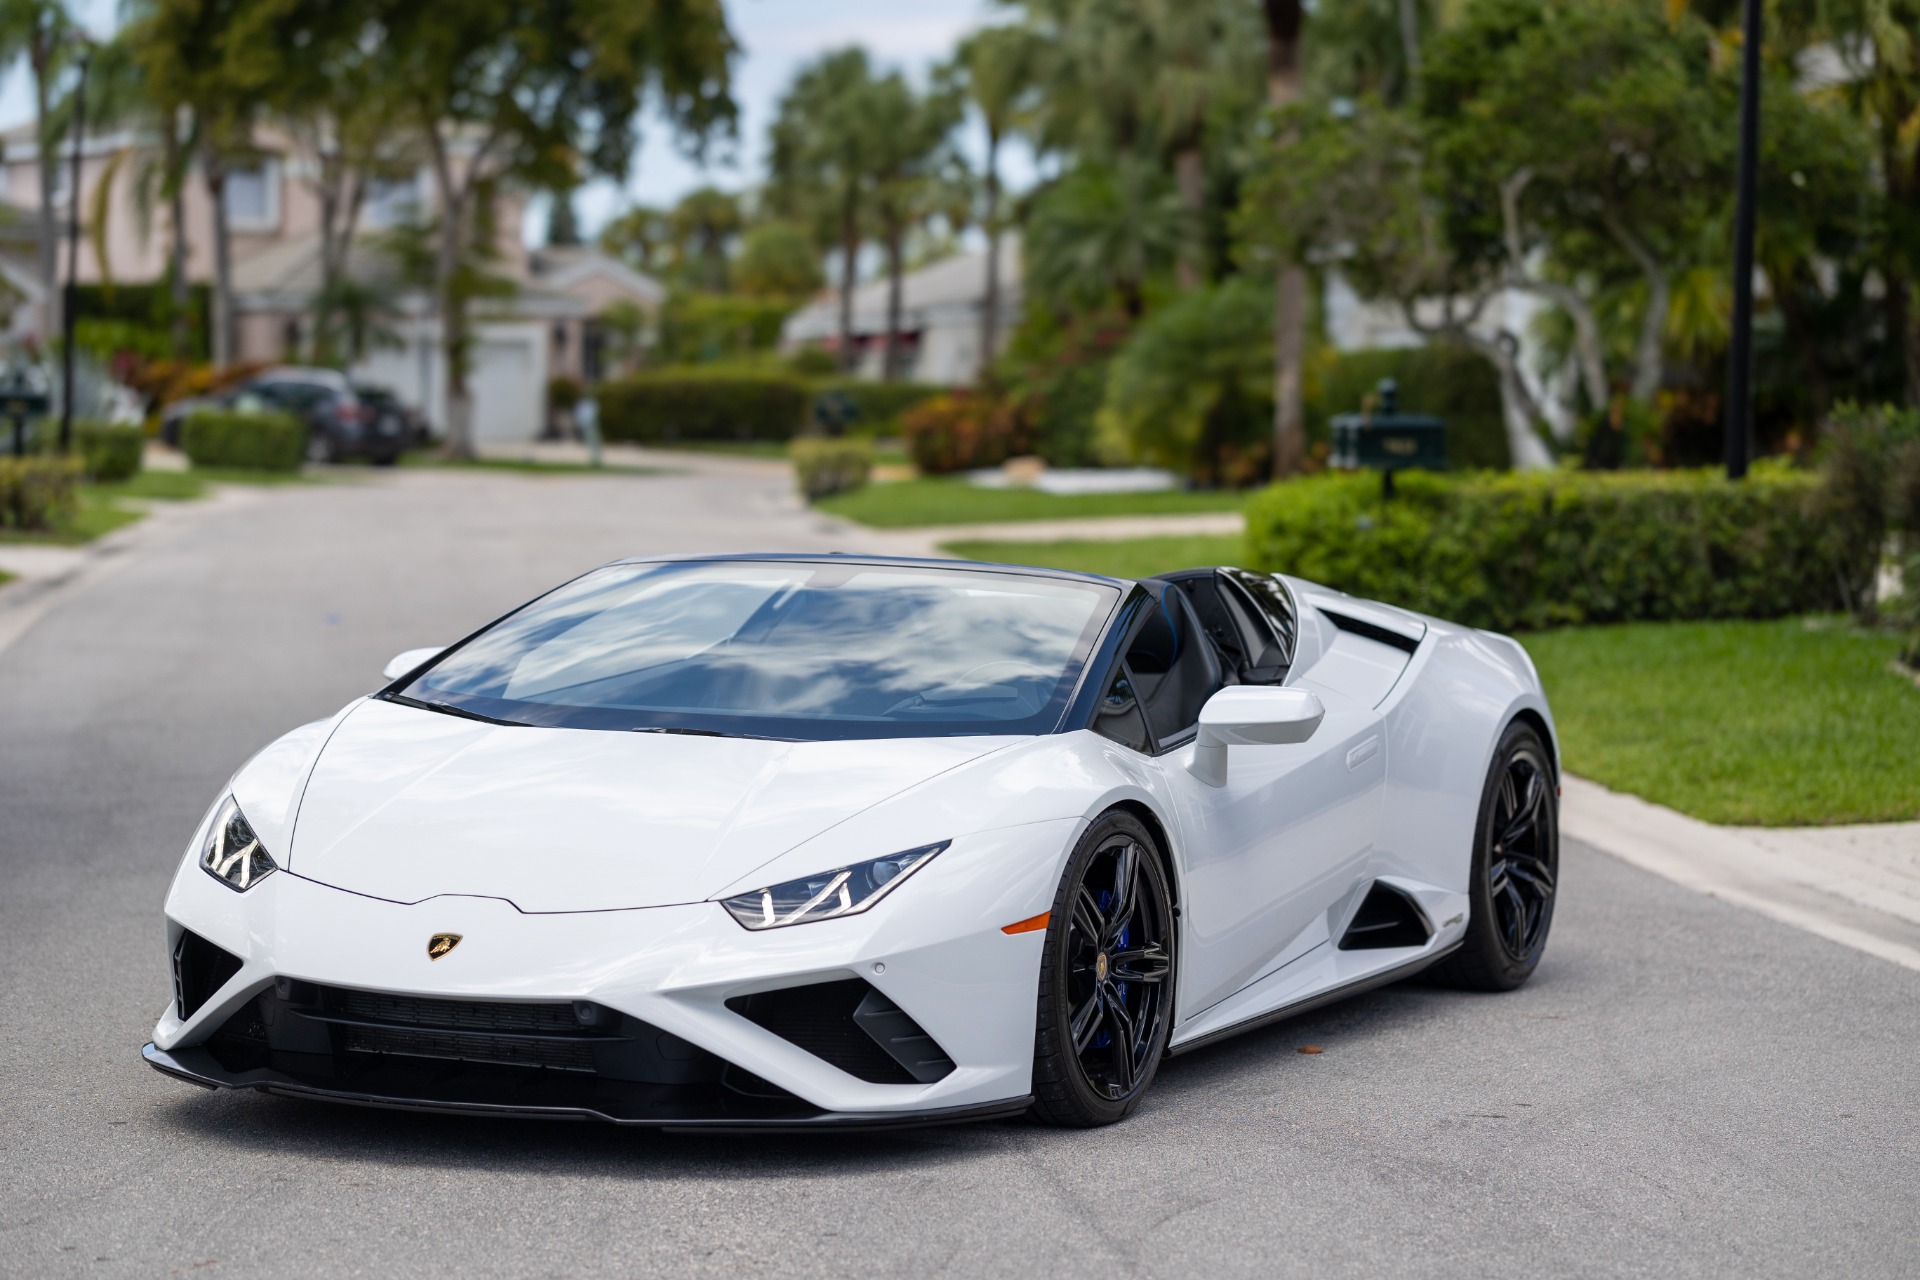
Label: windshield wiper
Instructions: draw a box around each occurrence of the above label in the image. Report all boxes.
[383,693,526,727]
[629,726,796,743]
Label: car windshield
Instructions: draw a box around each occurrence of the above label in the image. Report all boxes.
[388,559,1120,740]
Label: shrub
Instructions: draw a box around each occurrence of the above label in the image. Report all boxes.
[1307,346,1511,471]
[901,393,1025,474]
[1245,465,1836,632]
[180,410,306,472]
[808,380,946,436]
[0,455,81,530]
[75,421,144,482]
[1100,278,1273,486]
[1810,403,1920,625]
[790,437,873,501]
[547,375,584,413]
[598,369,808,443]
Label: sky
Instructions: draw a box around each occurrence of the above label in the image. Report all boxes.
[0,0,1037,243]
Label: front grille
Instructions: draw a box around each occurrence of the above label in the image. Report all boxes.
[192,980,822,1124]
[327,989,580,1034]
[340,1025,595,1072]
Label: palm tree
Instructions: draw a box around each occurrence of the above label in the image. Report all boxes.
[862,72,965,380]
[1263,0,1308,477]
[1024,154,1184,319]
[668,186,743,292]
[0,0,74,341]
[948,25,1038,379]
[768,48,880,373]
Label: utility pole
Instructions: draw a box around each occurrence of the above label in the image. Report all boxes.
[1724,0,1761,481]
[58,40,92,456]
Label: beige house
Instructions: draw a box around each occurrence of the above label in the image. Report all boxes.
[0,122,663,443]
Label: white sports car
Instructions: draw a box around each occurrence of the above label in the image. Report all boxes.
[145,554,1560,1129]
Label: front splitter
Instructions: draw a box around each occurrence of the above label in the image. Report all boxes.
[142,1043,1033,1133]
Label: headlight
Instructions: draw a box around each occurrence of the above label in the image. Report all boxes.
[200,797,278,892]
[719,841,948,931]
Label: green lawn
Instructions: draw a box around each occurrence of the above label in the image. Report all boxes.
[1526,618,1920,826]
[940,533,1247,579]
[0,467,290,546]
[820,477,1247,528]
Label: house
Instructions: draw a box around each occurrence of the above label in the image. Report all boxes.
[780,235,1021,384]
[0,122,663,444]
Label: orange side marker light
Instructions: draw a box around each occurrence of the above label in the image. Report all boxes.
[1001,911,1051,935]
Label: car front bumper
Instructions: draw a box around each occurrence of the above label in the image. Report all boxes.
[149,820,1075,1128]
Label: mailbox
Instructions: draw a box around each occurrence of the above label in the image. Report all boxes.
[1329,378,1446,474]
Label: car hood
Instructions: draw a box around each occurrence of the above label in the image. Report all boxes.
[286,698,1020,912]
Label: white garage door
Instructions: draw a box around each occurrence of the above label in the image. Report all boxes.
[469,338,540,445]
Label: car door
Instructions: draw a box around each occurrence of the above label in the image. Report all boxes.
[1140,581,1385,1018]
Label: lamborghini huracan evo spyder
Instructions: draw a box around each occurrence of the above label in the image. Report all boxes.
[145,554,1560,1130]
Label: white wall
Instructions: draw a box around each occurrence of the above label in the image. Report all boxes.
[351,317,549,445]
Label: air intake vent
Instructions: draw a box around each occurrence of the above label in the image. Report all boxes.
[1338,882,1433,950]
[172,930,243,1020]
[727,979,955,1085]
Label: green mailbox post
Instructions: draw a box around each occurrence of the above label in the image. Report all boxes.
[0,368,50,458]
[1329,378,1445,494]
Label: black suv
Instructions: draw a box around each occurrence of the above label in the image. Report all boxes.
[162,368,410,464]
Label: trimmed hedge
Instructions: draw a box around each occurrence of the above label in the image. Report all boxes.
[808,380,946,436]
[599,369,808,443]
[790,437,873,501]
[0,454,81,530]
[1245,465,1838,632]
[75,421,144,482]
[1307,346,1511,471]
[181,410,306,472]
[901,393,1023,474]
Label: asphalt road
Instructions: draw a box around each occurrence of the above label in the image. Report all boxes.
[2,463,1916,1279]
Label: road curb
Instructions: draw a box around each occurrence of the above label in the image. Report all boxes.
[1562,774,1920,973]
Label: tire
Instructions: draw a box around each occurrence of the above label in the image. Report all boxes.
[1030,811,1177,1127]
[1432,721,1559,992]
[306,430,336,465]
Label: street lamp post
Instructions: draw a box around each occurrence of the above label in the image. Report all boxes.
[1724,0,1761,481]
[57,39,92,456]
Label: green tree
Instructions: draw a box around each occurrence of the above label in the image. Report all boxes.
[0,0,73,341]
[733,220,823,298]
[863,71,965,380]
[599,204,672,273]
[947,24,1040,375]
[369,0,736,456]
[767,47,880,372]
[1025,154,1183,320]
[668,185,743,292]
[1261,0,1310,476]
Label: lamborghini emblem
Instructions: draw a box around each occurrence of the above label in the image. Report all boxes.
[427,933,462,961]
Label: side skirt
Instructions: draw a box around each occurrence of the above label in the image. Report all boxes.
[1165,942,1459,1058]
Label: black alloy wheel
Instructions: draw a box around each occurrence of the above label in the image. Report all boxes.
[1031,812,1176,1127]
[1434,721,1559,991]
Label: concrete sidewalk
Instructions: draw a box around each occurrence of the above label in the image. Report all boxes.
[1563,775,1920,973]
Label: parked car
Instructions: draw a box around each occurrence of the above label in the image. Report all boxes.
[162,368,408,465]
[353,383,430,448]
[143,555,1561,1130]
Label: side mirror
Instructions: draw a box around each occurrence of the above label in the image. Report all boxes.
[382,647,445,681]
[1188,686,1325,787]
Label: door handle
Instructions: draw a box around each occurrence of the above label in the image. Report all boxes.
[1346,736,1381,771]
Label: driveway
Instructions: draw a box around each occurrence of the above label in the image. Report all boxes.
[1,462,1914,1279]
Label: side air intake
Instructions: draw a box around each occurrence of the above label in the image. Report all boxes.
[172,930,243,1020]
[727,978,955,1085]
[1338,882,1433,951]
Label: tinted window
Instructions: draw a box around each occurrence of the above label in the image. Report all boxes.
[391,560,1119,741]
